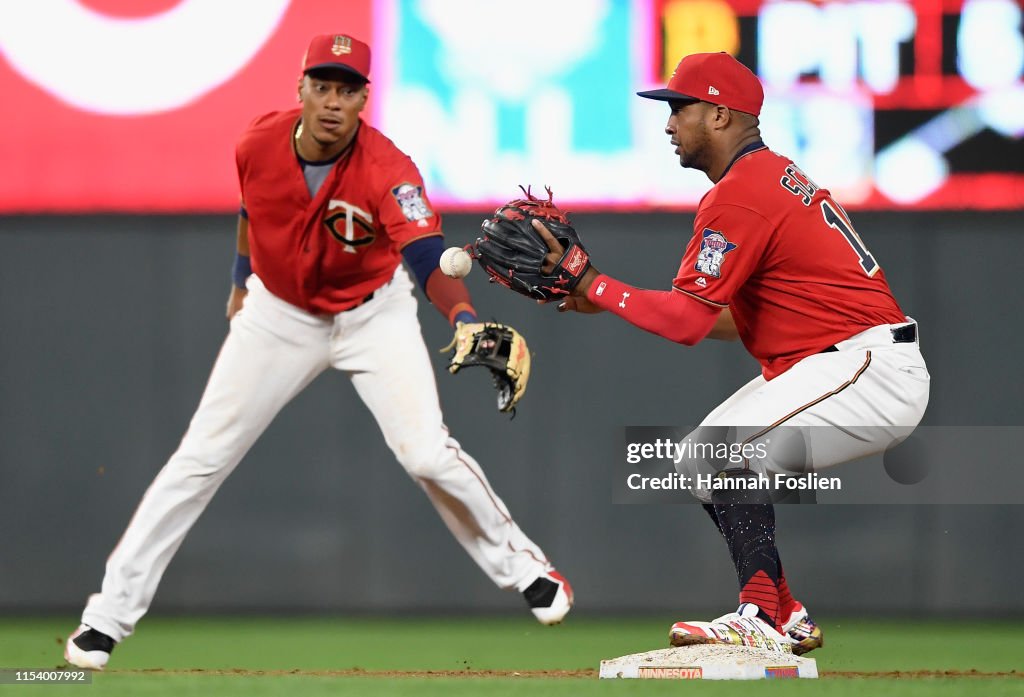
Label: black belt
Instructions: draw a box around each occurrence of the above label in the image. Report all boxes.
[820,323,916,353]
[342,290,376,312]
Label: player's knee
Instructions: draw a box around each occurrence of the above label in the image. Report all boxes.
[167,454,232,481]
[673,460,714,503]
[395,443,448,480]
[687,481,714,504]
[169,438,242,479]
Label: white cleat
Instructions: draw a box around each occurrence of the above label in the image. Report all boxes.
[523,569,574,625]
[669,603,794,653]
[64,624,115,670]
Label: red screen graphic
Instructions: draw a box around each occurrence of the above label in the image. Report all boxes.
[0,0,1020,212]
[0,0,372,212]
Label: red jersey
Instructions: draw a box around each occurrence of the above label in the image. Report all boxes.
[673,145,906,380]
[236,109,442,313]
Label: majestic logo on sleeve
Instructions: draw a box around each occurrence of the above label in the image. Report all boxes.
[694,228,737,278]
[325,199,375,254]
[391,183,433,227]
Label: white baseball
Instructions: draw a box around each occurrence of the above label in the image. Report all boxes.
[440,246,472,278]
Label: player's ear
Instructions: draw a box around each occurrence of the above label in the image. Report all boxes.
[711,104,732,130]
[296,75,305,102]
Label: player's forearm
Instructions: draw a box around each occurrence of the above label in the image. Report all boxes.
[424,269,477,325]
[403,236,477,325]
[585,274,719,346]
[236,216,250,255]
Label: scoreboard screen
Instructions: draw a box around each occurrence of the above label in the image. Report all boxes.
[677,0,1024,208]
[0,0,1020,212]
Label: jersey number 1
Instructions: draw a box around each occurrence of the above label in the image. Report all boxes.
[820,200,878,276]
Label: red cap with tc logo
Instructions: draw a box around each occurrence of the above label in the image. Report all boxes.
[302,34,371,83]
[637,52,763,116]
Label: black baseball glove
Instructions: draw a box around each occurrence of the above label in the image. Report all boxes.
[473,186,591,301]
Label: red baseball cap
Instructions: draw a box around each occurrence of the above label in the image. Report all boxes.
[302,34,371,83]
[638,52,763,116]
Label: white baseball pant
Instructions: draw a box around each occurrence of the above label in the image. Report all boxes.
[677,320,930,501]
[81,269,551,642]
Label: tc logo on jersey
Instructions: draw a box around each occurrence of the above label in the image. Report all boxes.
[325,199,375,254]
[695,228,737,278]
[391,183,433,227]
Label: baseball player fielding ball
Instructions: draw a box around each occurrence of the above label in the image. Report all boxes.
[474,51,930,658]
[440,246,473,278]
[62,31,572,672]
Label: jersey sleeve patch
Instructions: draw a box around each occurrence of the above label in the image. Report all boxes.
[391,182,434,227]
[694,228,738,278]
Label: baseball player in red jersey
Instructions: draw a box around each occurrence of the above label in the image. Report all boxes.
[64,34,572,670]
[536,52,929,653]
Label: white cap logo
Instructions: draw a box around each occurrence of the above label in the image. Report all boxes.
[708,85,720,96]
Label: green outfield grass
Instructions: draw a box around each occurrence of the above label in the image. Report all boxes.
[2,616,1022,695]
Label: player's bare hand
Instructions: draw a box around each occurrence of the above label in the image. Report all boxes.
[531,218,565,275]
[226,286,248,320]
[531,219,600,301]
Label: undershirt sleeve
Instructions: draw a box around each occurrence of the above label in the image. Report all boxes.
[586,274,720,346]
[401,235,444,290]
[402,236,476,325]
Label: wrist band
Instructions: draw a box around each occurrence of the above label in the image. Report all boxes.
[232,252,252,289]
[453,309,477,326]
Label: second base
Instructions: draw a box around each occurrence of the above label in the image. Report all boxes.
[599,644,818,680]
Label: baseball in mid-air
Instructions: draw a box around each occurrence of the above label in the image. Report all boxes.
[440,246,473,278]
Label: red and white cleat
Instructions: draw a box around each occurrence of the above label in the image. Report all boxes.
[782,601,824,655]
[669,603,794,653]
[523,569,574,625]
